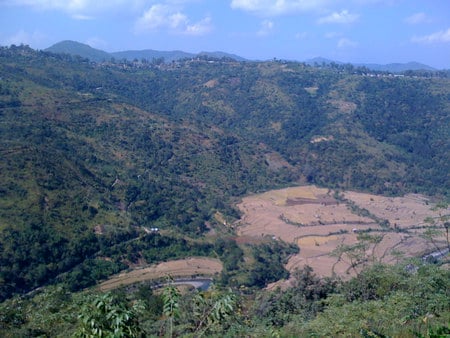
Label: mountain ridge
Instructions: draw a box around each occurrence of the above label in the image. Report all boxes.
[45,40,247,63]
[46,40,436,71]
[304,56,435,72]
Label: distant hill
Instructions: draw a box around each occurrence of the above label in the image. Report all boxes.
[198,51,247,61]
[305,57,435,72]
[46,41,435,71]
[304,57,344,66]
[46,40,247,63]
[354,61,435,72]
[45,40,111,62]
[112,49,247,62]
[111,49,194,62]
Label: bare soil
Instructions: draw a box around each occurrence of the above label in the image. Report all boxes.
[236,185,447,284]
[99,257,223,291]
[99,186,447,291]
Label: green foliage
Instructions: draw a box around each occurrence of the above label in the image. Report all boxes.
[190,288,236,336]
[219,239,298,289]
[75,292,144,338]
[60,258,127,292]
[0,222,100,300]
[244,241,298,288]
[138,234,214,264]
[252,266,338,327]
[1,44,450,317]
[214,238,244,271]
[0,286,82,337]
[414,322,450,338]
[331,233,384,275]
[0,263,448,337]
[340,263,409,301]
[423,202,450,253]
[288,263,450,337]
[162,279,180,338]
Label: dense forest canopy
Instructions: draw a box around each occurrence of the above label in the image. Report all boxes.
[0,45,449,336]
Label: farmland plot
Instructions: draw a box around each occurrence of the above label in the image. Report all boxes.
[235,186,447,282]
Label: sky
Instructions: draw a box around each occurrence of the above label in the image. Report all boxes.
[0,0,449,69]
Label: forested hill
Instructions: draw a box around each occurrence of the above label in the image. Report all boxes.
[0,45,449,301]
[45,40,247,63]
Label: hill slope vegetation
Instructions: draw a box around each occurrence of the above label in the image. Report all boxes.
[0,45,449,303]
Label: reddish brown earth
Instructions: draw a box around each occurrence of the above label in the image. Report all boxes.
[98,186,447,291]
[235,185,447,286]
[99,257,223,291]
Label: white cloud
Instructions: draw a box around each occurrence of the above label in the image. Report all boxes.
[230,0,401,17]
[85,36,108,49]
[1,0,211,36]
[411,28,450,44]
[135,3,212,36]
[324,31,342,39]
[168,12,189,29]
[2,29,46,47]
[2,1,213,36]
[257,19,274,36]
[352,0,394,3]
[2,0,102,11]
[337,37,357,48]
[295,31,308,40]
[318,10,359,24]
[230,0,330,16]
[165,0,202,4]
[0,0,145,14]
[135,4,186,31]
[72,13,94,20]
[184,16,213,35]
[404,12,431,25]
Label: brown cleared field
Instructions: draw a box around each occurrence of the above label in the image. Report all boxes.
[343,191,439,229]
[99,257,223,291]
[236,185,448,281]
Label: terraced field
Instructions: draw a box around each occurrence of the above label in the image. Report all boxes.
[99,258,223,291]
[98,186,447,291]
[235,185,448,284]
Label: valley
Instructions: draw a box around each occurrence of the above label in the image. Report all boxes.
[96,185,448,292]
[0,44,448,337]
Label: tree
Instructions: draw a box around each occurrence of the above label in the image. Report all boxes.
[162,278,180,338]
[422,202,449,255]
[191,288,236,336]
[75,292,143,337]
[331,232,384,275]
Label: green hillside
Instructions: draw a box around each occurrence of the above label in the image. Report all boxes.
[45,40,111,62]
[45,40,248,63]
[0,45,449,336]
[0,45,298,299]
[1,44,449,293]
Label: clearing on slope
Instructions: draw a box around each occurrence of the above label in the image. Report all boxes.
[99,257,222,291]
[235,185,447,282]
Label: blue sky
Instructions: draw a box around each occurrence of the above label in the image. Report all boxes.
[0,0,449,68]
